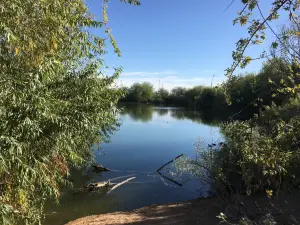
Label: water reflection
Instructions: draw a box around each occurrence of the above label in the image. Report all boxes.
[44,104,221,225]
[155,107,169,116]
[45,169,119,225]
[119,104,221,126]
[119,104,153,122]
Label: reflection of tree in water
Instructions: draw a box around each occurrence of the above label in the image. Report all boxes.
[171,109,220,126]
[154,107,169,116]
[171,110,201,123]
[119,104,222,126]
[199,111,222,126]
[120,104,153,122]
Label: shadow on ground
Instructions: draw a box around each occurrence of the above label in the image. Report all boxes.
[66,198,221,225]
[66,190,300,225]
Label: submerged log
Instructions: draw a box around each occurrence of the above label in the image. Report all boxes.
[85,181,111,191]
[85,176,136,192]
[92,164,110,172]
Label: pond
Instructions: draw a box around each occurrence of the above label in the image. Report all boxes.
[44,104,222,225]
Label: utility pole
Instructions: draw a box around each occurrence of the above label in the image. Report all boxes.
[211,74,215,87]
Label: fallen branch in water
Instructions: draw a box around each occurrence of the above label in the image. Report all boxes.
[157,170,182,187]
[109,174,135,182]
[85,181,111,191]
[107,177,136,194]
[156,154,184,172]
[156,154,184,187]
[91,164,110,172]
[85,176,137,192]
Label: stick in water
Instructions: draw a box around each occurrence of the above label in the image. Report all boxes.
[109,174,135,182]
[107,177,136,194]
[156,154,184,172]
[157,170,182,187]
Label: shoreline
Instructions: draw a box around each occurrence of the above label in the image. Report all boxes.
[64,190,300,225]
[65,197,222,225]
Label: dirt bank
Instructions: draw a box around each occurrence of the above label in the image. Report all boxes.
[65,198,222,225]
[65,191,300,225]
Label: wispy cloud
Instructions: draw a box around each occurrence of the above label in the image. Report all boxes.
[117,75,226,90]
[121,70,177,77]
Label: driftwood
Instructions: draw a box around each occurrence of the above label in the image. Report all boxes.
[107,177,136,194]
[84,154,185,193]
[85,176,136,192]
[156,154,184,172]
[109,174,135,182]
[85,181,111,191]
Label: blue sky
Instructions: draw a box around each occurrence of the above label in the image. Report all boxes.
[86,0,288,90]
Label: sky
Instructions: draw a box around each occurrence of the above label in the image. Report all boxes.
[86,0,289,90]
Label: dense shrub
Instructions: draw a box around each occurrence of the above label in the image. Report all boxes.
[0,0,139,224]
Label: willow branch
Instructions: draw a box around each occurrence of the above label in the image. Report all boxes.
[228,0,289,77]
[224,0,235,11]
[257,3,300,58]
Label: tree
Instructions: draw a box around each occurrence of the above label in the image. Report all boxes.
[185,86,205,108]
[168,87,188,106]
[226,0,300,79]
[258,58,297,106]
[154,88,169,103]
[128,82,154,103]
[171,87,187,96]
[224,73,259,117]
[0,0,139,224]
[272,16,300,64]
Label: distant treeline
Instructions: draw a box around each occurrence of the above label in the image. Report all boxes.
[120,58,298,120]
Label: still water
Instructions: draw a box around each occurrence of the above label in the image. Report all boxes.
[45,104,221,225]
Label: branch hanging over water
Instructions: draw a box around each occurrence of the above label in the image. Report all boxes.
[156,154,184,172]
[156,154,184,187]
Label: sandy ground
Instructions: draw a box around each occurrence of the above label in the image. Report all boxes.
[65,198,222,225]
[66,191,300,225]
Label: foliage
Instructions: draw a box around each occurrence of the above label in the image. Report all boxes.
[119,104,153,122]
[122,83,230,118]
[220,118,300,194]
[154,88,169,104]
[174,138,221,187]
[123,82,155,103]
[226,0,300,79]
[121,58,296,120]
[176,113,300,196]
[196,87,228,117]
[174,16,300,199]
[215,2,300,225]
[0,0,140,224]
[171,87,187,96]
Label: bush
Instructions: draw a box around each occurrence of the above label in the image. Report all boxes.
[0,0,140,223]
